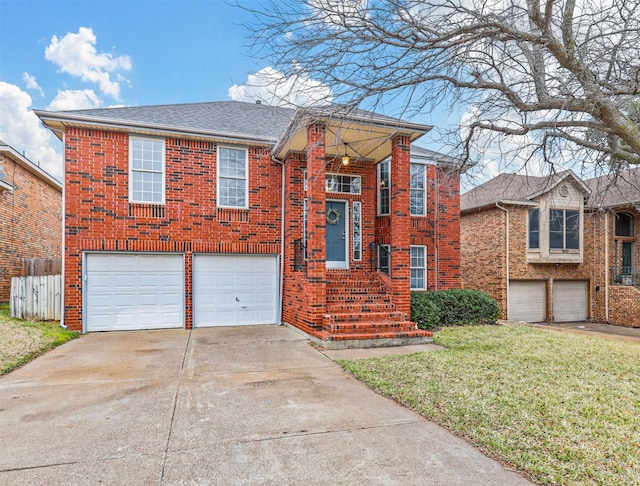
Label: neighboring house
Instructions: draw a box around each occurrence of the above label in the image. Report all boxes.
[461,168,640,327]
[0,140,62,301]
[36,101,461,346]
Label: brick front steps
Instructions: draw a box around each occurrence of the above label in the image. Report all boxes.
[297,270,433,349]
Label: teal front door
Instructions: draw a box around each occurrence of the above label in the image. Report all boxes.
[326,200,347,269]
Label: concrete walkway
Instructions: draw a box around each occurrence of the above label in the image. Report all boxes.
[534,321,640,343]
[0,326,532,485]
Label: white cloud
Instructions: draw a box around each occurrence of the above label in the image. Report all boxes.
[22,72,44,97]
[229,66,333,107]
[47,89,102,111]
[0,82,62,180]
[44,27,131,99]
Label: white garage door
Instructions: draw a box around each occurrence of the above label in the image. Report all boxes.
[193,254,278,327]
[553,280,588,322]
[86,253,184,332]
[508,281,546,322]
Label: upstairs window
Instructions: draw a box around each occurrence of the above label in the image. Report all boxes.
[377,160,390,215]
[528,208,540,249]
[218,146,248,208]
[549,209,579,250]
[615,212,634,237]
[410,163,426,216]
[129,136,165,204]
[325,173,361,194]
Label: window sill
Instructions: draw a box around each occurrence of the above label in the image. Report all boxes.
[527,252,582,264]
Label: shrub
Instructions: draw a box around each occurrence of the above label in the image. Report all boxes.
[411,289,500,330]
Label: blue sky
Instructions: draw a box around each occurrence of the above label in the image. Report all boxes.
[0,0,462,182]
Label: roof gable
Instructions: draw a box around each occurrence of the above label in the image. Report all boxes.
[461,170,590,212]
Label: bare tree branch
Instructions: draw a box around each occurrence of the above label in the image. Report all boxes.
[242,0,640,173]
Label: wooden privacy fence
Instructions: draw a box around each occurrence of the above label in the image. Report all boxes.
[22,258,62,277]
[10,275,62,321]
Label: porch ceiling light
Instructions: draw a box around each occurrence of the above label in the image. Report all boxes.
[341,142,350,166]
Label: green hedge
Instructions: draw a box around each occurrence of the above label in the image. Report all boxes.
[411,289,500,330]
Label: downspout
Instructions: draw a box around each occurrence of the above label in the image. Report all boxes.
[50,127,68,329]
[434,165,439,289]
[496,203,509,319]
[272,153,285,325]
[604,211,609,322]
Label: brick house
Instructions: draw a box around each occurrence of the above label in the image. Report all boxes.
[0,140,62,301]
[461,168,640,327]
[36,101,461,346]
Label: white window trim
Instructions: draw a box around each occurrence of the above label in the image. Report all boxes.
[377,160,390,216]
[410,245,427,290]
[217,145,249,209]
[410,163,427,216]
[128,135,166,205]
[325,173,362,194]
[352,201,362,261]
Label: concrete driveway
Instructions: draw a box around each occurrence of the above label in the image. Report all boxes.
[0,326,531,485]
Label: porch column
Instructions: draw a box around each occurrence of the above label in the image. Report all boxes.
[305,123,327,322]
[389,134,412,315]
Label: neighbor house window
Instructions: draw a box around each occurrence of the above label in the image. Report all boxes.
[410,163,426,216]
[410,246,427,290]
[353,201,362,260]
[615,212,634,237]
[129,136,165,204]
[218,146,248,208]
[528,208,540,249]
[377,160,390,215]
[549,209,579,250]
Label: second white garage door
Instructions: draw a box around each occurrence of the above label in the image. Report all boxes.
[508,281,546,322]
[553,280,588,322]
[193,254,278,327]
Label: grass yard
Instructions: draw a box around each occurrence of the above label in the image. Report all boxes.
[339,324,640,485]
[0,303,78,375]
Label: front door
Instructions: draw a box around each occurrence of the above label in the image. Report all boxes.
[326,200,347,269]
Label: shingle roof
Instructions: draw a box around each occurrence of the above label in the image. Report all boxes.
[461,170,579,211]
[49,101,296,142]
[584,167,640,208]
[461,167,640,212]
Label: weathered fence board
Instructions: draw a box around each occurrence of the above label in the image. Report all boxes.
[21,258,62,277]
[10,275,62,321]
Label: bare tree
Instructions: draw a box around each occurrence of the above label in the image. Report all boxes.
[244,0,640,173]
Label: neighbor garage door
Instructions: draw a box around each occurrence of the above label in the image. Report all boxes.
[508,281,546,322]
[553,280,588,322]
[193,254,278,327]
[85,253,184,332]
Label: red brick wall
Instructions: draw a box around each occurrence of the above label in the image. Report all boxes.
[63,128,281,330]
[0,153,61,301]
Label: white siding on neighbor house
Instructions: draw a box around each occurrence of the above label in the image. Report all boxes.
[508,281,546,322]
[553,280,588,322]
[192,254,278,327]
[85,253,184,332]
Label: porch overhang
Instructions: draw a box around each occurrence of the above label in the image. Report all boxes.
[272,106,432,163]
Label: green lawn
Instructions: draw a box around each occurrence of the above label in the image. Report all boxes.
[0,303,78,375]
[339,324,640,485]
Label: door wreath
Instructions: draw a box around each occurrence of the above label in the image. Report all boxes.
[326,208,340,225]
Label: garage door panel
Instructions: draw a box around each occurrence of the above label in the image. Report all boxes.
[553,281,588,322]
[193,254,277,327]
[509,281,546,322]
[86,253,184,332]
